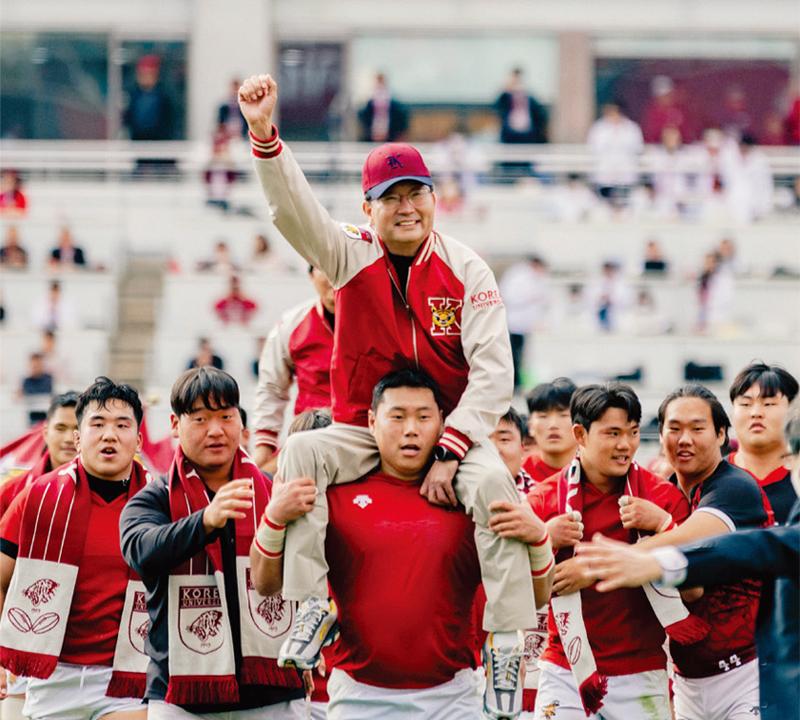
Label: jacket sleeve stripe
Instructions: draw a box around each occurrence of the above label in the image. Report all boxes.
[439,428,473,459]
[254,430,279,450]
[250,127,282,159]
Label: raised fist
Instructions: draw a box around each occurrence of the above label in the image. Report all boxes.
[238,74,278,140]
[546,511,584,549]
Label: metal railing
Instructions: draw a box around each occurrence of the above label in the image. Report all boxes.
[2,139,798,179]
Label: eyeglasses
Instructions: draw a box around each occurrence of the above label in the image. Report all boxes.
[375,186,432,209]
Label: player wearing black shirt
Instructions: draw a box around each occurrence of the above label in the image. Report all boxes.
[729,362,799,524]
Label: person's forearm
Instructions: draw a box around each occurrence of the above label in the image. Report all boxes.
[0,552,16,617]
[680,525,800,587]
[252,142,343,279]
[533,568,554,609]
[252,322,292,456]
[636,511,730,551]
[121,505,211,577]
[249,545,284,596]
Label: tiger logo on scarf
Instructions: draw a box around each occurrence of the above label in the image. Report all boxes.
[187,610,223,642]
[23,579,59,607]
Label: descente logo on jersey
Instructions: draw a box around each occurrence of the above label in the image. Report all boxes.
[470,289,503,311]
[353,494,373,509]
[428,297,462,336]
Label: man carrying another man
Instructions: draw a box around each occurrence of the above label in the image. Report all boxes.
[251,369,553,719]
[238,71,543,717]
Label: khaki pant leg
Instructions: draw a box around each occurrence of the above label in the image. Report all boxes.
[454,439,537,631]
[278,423,379,600]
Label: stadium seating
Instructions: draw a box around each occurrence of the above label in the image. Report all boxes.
[1,150,798,447]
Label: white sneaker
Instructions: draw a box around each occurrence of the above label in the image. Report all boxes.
[482,630,523,719]
[277,596,339,670]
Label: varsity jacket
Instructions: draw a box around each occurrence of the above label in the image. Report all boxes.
[252,129,513,458]
[253,298,334,452]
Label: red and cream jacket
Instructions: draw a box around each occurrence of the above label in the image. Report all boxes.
[251,129,513,458]
[253,299,334,452]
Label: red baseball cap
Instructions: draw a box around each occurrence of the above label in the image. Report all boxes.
[136,54,161,72]
[362,143,433,200]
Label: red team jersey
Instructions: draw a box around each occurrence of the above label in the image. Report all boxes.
[522,455,562,484]
[728,451,797,526]
[528,468,690,676]
[325,472,481,689]
[0,485,130,667]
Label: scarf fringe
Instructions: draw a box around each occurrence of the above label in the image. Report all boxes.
[665,614,710,645]
[0,648,57,680]
[522,688,537,712]
[165,675,239,706]
[106,670,147,699]
[578,671,608,716]
[241,657,303,689]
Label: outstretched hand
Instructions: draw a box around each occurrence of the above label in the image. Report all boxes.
[238,74,278,140]
[575,533,662,592]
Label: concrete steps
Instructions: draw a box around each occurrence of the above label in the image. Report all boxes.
[109,255,165,389]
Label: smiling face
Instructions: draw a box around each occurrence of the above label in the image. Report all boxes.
[171,401,242,478]
[732,383,790,455]
[661,396,725,484]
[76,400,141,481]
[574,407,640,484]
[368,386,442,481]
[362,181,436,257]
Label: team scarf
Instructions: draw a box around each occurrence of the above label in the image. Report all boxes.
[21,451,52,488]
[552,458,709,716]
[165,446,300,706]
[515,468,535,496]
[513,471,548,710]
[0,458,150,699]
[0,451,53,517]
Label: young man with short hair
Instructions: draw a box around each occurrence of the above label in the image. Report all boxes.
[252,265,334,472]
[0,390,79,717]
[574,399,800,720]
[729,362,798,524]
[604,385,771,720]
[491,408,535,495]
[527,383,693,720]
[0,391,79,516]
[251,369,553,720]
[0,378,150,720]
[238,74,537,715]
[120,367,307,719]
[524,378,577,482]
